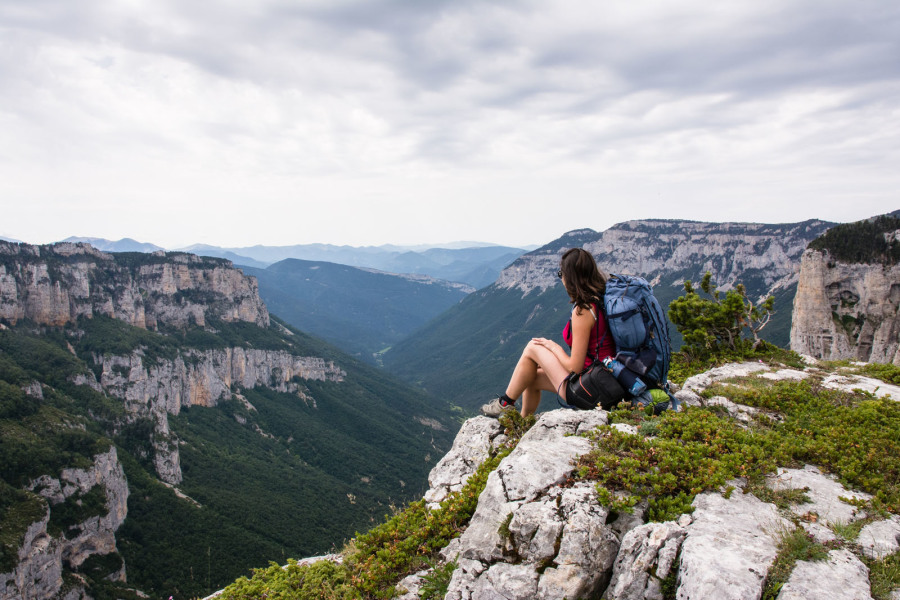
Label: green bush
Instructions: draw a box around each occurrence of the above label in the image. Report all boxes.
[667,273,774,360]
[578,410,780,521]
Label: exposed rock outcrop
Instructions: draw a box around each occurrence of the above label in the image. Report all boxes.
[95,348,345,484]
[416,360,898,600]
[791,248,900,364]
[495,219,831,297]
[777,549,872,600]
[0,242,269,329]
[677,490,790,600]
[1,448,129,600]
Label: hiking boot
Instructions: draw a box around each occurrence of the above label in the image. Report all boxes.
[480,396,515,418]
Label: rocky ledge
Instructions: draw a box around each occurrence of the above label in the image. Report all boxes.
[396,361,900,600]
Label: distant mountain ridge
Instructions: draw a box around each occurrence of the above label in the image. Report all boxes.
[40,238,529,289]
[383,217,836,411]
[180,243,527,288]
[61,236,165,253]
[240,258,472,362]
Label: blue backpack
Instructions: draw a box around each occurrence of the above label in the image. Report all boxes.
[603,274,677,411]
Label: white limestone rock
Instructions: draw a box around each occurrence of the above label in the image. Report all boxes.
[445,410,617,600]
[759,369,809,382]
[674,388,703,408]
[705,395,760,424]
[2,448,129,600]
[767,465,871,526]
[677,489,791,600]
[454,410,607,564]
[424,417,505,506]
[471,563,539,599]
[681,362,772,395]
[857,516,900,560]
[777,549,872,600]
[534,485,620,600]
[800,521,838,545]
[607,521,686,600]
[790,248,900,365]
[822,373,900,401]
[0,242,270,329]
[0,509,64,600]
[395,569,430,600]
[612,423,639,435]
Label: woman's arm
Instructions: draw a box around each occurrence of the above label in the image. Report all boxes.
[565,306,594,371]
[532,306,594,373]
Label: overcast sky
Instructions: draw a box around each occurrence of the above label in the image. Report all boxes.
[1,0,898,249]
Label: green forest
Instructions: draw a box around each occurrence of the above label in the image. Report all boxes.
[808,214,900,265]
[0,314,455,599]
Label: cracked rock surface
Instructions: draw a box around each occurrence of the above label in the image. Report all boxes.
[777,549,872,600]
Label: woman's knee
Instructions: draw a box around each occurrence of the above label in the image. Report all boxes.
[522,340,542,358]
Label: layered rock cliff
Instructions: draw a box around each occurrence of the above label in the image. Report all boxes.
[94,347,346,484]
[791,248,900,365]
[1,448,129,600]
[0,242,269,329]
[495,219,833,298]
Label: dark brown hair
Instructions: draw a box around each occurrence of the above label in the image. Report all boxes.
[559,248,607,310]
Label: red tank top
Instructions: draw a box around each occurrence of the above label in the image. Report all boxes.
[562,303,616,368]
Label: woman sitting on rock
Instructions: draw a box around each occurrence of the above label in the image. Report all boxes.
[480,247,616,418]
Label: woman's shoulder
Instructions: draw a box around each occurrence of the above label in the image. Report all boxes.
[572,302,599,320]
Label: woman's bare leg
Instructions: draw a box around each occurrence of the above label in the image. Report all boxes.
[506,341,572,416]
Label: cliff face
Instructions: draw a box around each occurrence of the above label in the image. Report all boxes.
[94,347,346,484]
[495,219,831,297]
[791,249,900,365]
[1,448,129,600]
[0,242,269,329]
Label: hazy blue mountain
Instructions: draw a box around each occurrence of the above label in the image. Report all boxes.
[383,218,835,412]
[241,259,472,362]
[184,243,527,288]
[61,236,165,253]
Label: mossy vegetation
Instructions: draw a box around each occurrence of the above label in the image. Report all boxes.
[577,374,900,521]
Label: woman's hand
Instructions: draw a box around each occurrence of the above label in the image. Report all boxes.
[531,337,566,362]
